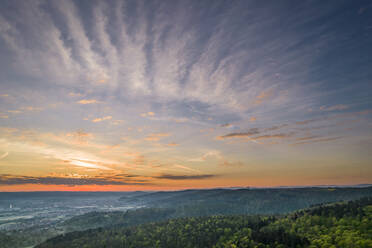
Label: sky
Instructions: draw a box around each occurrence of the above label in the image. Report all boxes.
[0,0,371,191]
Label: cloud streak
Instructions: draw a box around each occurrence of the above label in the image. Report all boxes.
[0,174,149,186]
[291,136,343,146]
[154,174,216,180]
[77,99,100,104]
[145,133,171,142]
[92,116,112,123]
[320,105,349,111]
[216,128,260,140]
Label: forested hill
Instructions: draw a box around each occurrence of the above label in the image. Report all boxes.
[118,187,372,215]
[61,187,372,233]
[37,197,372,248]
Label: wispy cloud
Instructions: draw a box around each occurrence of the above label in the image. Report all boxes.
[141,112,155,117]
[20,106,43,112]
[92,116,112,123]
[0,174,149,185]
[320,104,349,111]
[154,174,216,180]
[216,128,260,140]
[68,92,83,97]
[253,133,293,140]
[166,142,179,147]
[291,136,343,146]
[189,150,222,162]
[219,160,244,167]
[295,119,318,125]
[68,159,112,170]
[7,110,22,114]
[264,124,288,131]
[77,99,100,104]
[221,123,232,128]
[145,133,170,142]
[173,164,200,173]
[254,89,274,105]
[0,0,335,114]
[65,130,94,144]
[295,135,320,141]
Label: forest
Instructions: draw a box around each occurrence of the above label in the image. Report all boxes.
[62,187,372,233]
[37,197,372,248]
[1,187,372,248]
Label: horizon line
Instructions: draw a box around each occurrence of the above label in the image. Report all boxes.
[1,183,371,193]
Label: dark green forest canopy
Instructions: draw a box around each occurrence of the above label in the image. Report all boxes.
[37,197,372,248]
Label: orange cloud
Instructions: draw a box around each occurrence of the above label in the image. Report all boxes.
[145,133,170,141]
[295,136,320,141]
[167,142,179,146]
[92,116,112,123]
[250,116,257,122]
[21,106,43,111]
[141,112,155,117]
[254,89,273,105]
[219,160,244,167]
[77,99,99,104]
[64,130,95,145]
[174,118,189,123]
[97,79,107,84]
[154,174,216,180]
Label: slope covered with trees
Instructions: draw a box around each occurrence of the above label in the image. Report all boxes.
[37,197,372,248]
[63,187,372,232]
[118,187,372,216]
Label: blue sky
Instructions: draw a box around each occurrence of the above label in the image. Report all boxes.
[0,0,371,190]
